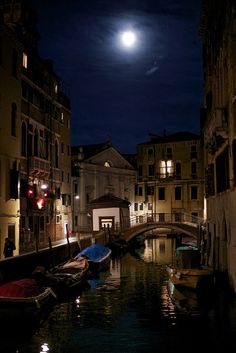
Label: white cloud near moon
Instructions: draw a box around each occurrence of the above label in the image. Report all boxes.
[146,66,159,75]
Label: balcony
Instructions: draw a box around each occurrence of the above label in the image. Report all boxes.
[28,156,50,177]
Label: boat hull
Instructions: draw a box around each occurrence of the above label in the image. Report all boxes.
[0,279,56,325]
[75,243,112,273]
[166,265,213,290]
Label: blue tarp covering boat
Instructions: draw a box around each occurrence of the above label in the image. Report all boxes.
[75,243,111,272]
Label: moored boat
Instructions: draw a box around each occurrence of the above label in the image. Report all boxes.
[166,264,213,290]
[33,257,89,295]
[0,278,56,324]
[74,243,112,272]
[166,245,214,291]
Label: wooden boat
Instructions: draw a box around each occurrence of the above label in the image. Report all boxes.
[167,278,200,314]
[34,257,89,294]
[166,264,213,290]
[166,245,214,291]
[0,278,56,324]
[75,243,112,272]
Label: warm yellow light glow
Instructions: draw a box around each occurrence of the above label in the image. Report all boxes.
[23,52,28,68]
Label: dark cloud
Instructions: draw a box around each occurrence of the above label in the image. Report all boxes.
[30,0,202,153]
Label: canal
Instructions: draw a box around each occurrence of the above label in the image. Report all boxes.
[1,237,236,353]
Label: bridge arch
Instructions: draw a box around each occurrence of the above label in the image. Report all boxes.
[122,221,200,242]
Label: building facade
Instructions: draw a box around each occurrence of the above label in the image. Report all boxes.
[0,21,21,257]
[135,132,205,225]
[200,0,236,291]
[71,141,136,236]
[0,0,72,257]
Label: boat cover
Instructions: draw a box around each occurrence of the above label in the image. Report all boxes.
[75,243,110,262]
[0,278,42,298]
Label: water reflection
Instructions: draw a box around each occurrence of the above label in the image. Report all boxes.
[139,237,175,264]
[1,236,236,353]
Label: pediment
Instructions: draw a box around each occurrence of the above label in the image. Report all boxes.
[85,147,134,170]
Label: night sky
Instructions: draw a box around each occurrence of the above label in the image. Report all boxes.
[30,0,203,154]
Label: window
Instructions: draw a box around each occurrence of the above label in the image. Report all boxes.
[205,163,215,197]
[159,161,166,178]
[21,122,27,156]
[139,203,144,211]
[10,165,19,199]
[138,165,143,177]
[216,147,229,193]
[191,161,197,177]
[174,213,182,222]
[22,52,28,69]
[159,160,174,178]
[148,203,152,211]
[104,161,111,167]
[191,212,198,223]
[148,164,155,176]
[138,186,142,196]
[8,224,15,244]
[159,213,165,221]
[134,203,138,211]
[175,186,182,200]
[175,162,181,178]
[34,129,39,156]
[190,145,197,159]
[74,183,78,194]
[11,103,17,137]
[39,130,44,158]
[191,186,198,200]
[12,48,18,78]
[166,147,172,159]
[55,187,60,199]
[62,194,67,206]
[75,216,78,227]
[158,187,165,200]
[148,148,154,160]
[55,140,59,168]
[147,185,154,195]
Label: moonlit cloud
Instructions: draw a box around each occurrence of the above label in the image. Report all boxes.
[146,66,159,75]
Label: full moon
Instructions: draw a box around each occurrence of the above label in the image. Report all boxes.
[121,31,136,47]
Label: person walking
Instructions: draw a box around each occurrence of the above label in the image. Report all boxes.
[3,237,16,258]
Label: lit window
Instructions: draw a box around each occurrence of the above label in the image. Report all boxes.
[22,52,27,68]
[159,160,174,178]
[166,160,174,176]
[104,161,111,167]
[54,83,58,93]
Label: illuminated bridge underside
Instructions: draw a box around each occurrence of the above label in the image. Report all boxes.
[122,222,200,242]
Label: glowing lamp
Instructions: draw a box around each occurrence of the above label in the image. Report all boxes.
[27,188,33,198]
[36,198,44,209]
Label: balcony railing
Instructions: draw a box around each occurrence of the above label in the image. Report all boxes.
[29,156,50,177]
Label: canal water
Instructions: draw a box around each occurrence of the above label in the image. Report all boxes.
[1,237,236,353]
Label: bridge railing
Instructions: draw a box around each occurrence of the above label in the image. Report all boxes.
[128,213,204,229]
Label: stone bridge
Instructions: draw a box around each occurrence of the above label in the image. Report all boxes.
[120,213,204,242]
